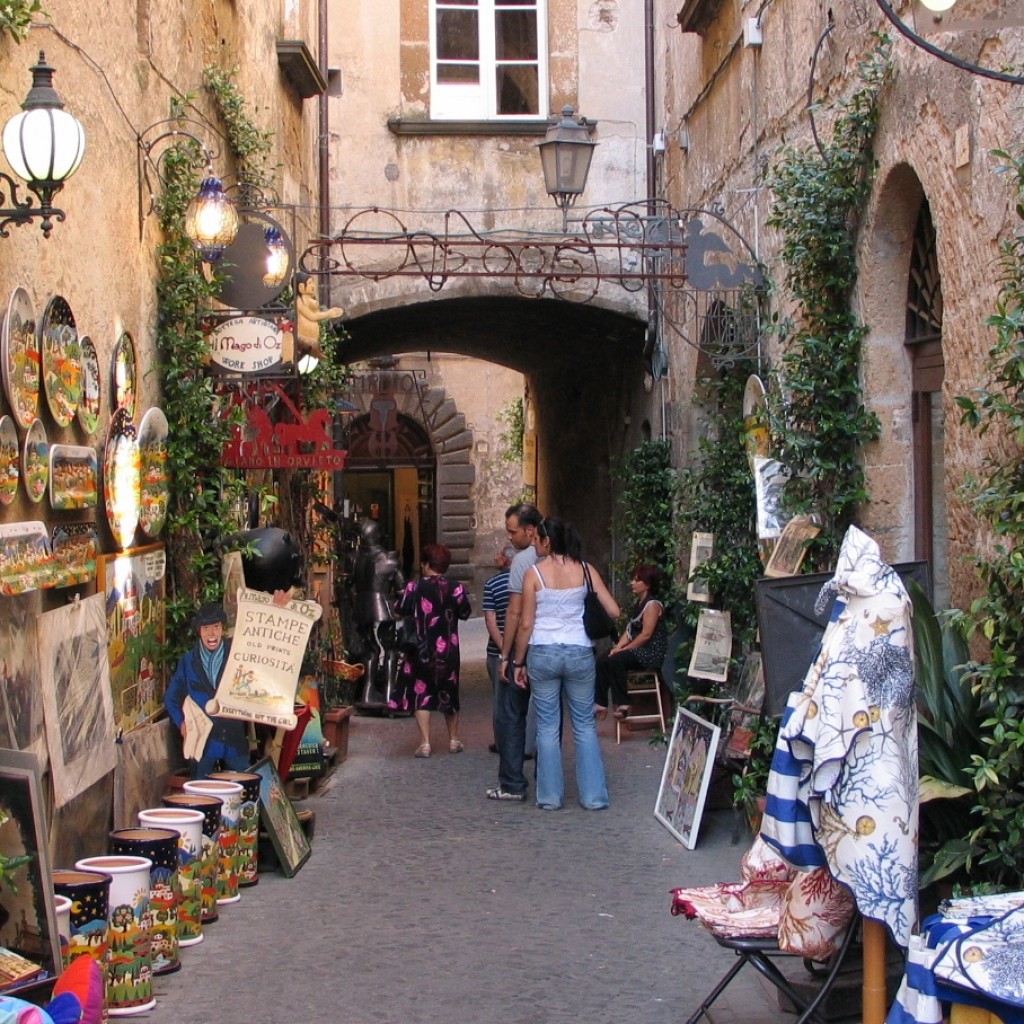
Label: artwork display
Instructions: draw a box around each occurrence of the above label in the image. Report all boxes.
[753,456,792,541]
[1,288,39,430]
[137,408,169,539]
[0,522,51,597]
[103,407,140,550]
[687,608,732,683]
[49,444,98,510]
[21,419,47,504]
[686,531,714,603]
[0,416,18,505]
[39,295,81,428]
[724,652,766,760]
[742,374,770,470]
[97,545,167,736]
[251,756,311,877]
[764,514,821,578]
[0,749,62,989]
[38,593,117,808]
[112,331,137,418]
[210,588,322,729]
[0,592,46,762]
[50,523,98,589]
[76,335,101,435]
[655,707,721,849]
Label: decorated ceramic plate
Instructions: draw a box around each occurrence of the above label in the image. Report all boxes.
[0,415,19,505]
[137,407,169,538]
[22,418,48,503]
[51,522,98,589]
[0,521,51,597]
[112,330,137,418]
[2,287,39,429]
[742,374,770,471]
[77,334,101,435]
[49,443,98,510]
[40,295,82,428]
[103,406,140,550]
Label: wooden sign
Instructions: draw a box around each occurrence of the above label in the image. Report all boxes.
[208,316,284,375]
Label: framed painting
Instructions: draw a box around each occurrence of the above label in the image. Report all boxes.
[654,707,721,850]
[250,756,311,878]
[0,749,63,989]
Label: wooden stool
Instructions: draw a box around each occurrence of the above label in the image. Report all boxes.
[616,670,667,743]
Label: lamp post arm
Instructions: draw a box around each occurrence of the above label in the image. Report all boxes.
[0,169,62,238]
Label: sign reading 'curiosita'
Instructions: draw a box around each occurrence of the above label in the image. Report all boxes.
[209,317,283,374]
[208,587,322,729]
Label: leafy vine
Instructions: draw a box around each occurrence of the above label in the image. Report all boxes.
[0,0,42,43]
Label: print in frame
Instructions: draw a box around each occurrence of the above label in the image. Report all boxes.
[654,707,721,850]
[251,756,311,878]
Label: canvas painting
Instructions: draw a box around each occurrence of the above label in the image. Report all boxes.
[655,707,721,849]
[38,593,116,808]
[251,756,311,877]
[0,592,46,763]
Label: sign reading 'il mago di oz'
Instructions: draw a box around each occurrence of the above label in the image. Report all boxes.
[209,316,283,374]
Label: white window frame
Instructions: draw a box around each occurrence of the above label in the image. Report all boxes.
[429,0,549,121]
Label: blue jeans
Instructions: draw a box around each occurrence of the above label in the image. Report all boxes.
[527,644,608,810]
[487,653,501,745]
[494,671,530,795]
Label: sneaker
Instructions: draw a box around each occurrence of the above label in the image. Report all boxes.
[486,786,526,802]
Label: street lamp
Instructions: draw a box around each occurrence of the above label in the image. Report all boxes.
[0,52,86,238]
[537,105,598,232]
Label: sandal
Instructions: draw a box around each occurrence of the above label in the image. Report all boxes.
[486,786,526,802]
[449,740,465,754]
[414,743,431,758]
[612,705,631,720]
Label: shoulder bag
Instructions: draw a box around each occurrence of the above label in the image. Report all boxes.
[582,563,615,640]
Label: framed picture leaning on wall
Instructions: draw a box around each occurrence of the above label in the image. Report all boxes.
[654,708,721,850]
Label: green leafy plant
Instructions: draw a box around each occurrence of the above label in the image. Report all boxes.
[0,0,42,42]
[765,36,891,567]
[731,715,781,827]
[496,396,524,464]
[203,65,276,194]
[0,810,32,893]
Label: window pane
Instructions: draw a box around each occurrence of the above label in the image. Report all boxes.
[497,0,536,6]
[438,0,477,5]
[437,63,480,84]
[437,9,479,60]
[496,64,538,114]
[496,10,537,59]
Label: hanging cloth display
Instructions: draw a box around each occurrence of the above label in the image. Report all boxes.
[761,525,918,948]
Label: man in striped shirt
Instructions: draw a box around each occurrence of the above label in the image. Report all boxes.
[483,545,515,754]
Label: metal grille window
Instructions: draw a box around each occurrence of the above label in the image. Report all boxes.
[430,0,547,119]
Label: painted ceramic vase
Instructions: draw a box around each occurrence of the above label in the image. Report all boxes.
[109,828,181,973]
[75,855,155,1017]
[209,771,261,887]
[183,779,243,904]
[137,807,206,946]
[53,894,72,969]
[162,793,221,924]
[52,868,111,1021]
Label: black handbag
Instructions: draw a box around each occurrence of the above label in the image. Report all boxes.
[395,616,419,654]
[582,563,615,640]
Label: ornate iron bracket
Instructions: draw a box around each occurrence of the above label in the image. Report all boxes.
[0,168,66,238]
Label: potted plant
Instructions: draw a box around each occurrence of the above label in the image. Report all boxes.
[731,715,780,835]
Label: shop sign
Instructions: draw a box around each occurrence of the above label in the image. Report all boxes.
[209,316,283,375]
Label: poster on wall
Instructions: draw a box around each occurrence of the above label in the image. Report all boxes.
[97,544,167,736]
[0,591,47,764]
[38,593,116,808]
[208,588,322,729]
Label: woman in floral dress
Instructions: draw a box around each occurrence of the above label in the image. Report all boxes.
[393,543,472,757]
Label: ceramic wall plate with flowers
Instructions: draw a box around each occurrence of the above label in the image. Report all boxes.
[51,522,98,588]
[2,287,39,429]
[0,520,51,596]
[112,331,138,418]
[0,415,19,505]
[103,407,141,550]
[49,444,99,511]
[77,334,102,435]
[40,295,82,428]
[21,418,48,503]
[138,407,169,538]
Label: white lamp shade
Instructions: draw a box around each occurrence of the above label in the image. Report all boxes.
[918,0,957,11]
[2,106,85,186]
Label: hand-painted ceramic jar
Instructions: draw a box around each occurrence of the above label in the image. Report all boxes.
[52,868,111,1022]
[183,779,243,904]
[209,770,262,887]
[162,792,221,924]
[137,807,206,946]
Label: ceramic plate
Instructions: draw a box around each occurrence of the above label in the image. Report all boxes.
[138,407,170,538]
[742,374,769,470]
[40,295,82,427]
[49,443,98,510]
[0,415,19,505]
[0,521,51,596]
[51,522,98,589]
[22,418,48,503]
[112,330,138,418]
[103,407,140,550]
[77,335,101,435]
[2,287,39,429]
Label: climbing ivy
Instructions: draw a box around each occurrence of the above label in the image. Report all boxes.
[765,36,890,567]
[496,396,525,464]
[203,65,275,194]
[0,0,42,42]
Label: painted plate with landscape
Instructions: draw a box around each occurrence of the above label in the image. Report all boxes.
[21,418,48,503]
[0,415,19,505]
[103,407,141,550]
[49,444,98,510]
[112,330,138,418]
[138,407,169,538]
[40,295,82,427]
[2,287,39,429]
[77,335,101,435]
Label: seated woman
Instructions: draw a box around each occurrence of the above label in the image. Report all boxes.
[595,564,668,719]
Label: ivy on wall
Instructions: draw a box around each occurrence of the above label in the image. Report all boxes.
[0,1,42,43]
[765,36,891,567]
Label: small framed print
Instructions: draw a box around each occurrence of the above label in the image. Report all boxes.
[655,708,721,849]
[251,756,312,878]
[687,531,714,603]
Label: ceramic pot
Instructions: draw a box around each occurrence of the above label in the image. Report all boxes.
[162,793,221,924]
[53,893,72,969]
[109,827,181,972]
[75,855,155,1016]
[183,779,243,904]
[137,807,206,946]
[52,868,111,1022]
[209,770,261,887]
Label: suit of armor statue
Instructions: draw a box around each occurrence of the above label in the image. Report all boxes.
[352,519,405,707]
